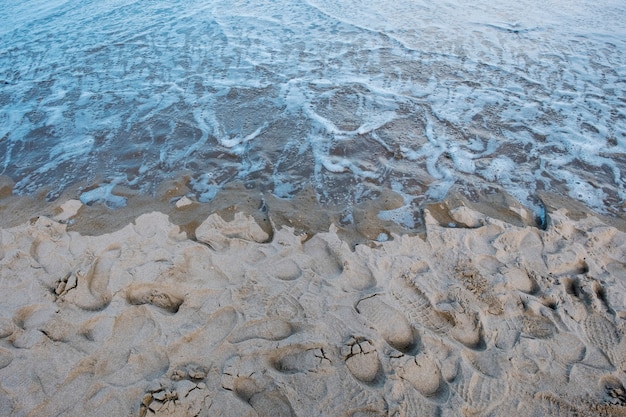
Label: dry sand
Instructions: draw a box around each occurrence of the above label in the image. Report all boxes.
[1,192,626,416]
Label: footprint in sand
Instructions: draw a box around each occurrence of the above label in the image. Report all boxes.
[269,343,333,374]
[520,311,558,340]
[451,362,508,414]
[24,306,169,417]
[583,313,623,368]
[340,258,377,290]
[195,212,270,251]
[126,283,185,313]
[227,318,294,343]
[247,390,296,417]
[563,277,625,370]
[29,217,72,276]
[342,337,382,385]
[63,245,120,311]
[302,235,344,279]
[390,273,454,335]
[389,378,443,417]
[258,257,304,281]
[222,360,296,417]
[397,353,448,401]
[390,273,483,348]
[168,306,238,369]
[355,294,418,353]
[266,293,305,321]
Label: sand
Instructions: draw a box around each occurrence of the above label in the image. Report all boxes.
[1,195,626,416]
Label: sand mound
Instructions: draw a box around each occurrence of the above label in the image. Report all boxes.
[1,202,625,416]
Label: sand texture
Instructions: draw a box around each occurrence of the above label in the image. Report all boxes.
[1,202,626,416]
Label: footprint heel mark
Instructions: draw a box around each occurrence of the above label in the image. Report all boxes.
[0,318,16,340]
[462,348,508,379]
[228,375,260,404]
[126,283,185,313]
[342,337,383,385]
[397,353,448,402]
[101,307,170,386]
[502,267,539,294]
[355,294,419,353]
[341,261,376,291]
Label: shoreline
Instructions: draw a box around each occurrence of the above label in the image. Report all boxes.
[1,180,626,415]
[3,173,625,247]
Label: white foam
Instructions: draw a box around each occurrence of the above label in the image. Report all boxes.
[79,183,127,208]
[218,122,269,148]
[377,181,422,229]
[481,157,516,182]
[189,173,221,203]
[1,0,624,224]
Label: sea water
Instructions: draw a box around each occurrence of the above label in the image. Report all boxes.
[1,0,625,228]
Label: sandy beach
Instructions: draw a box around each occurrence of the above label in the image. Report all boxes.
[2,0,625,414]
[1,186,625,417]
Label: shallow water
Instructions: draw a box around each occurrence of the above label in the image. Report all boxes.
[1,0,625,228]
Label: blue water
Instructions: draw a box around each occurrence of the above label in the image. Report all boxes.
[1,0,625,226]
